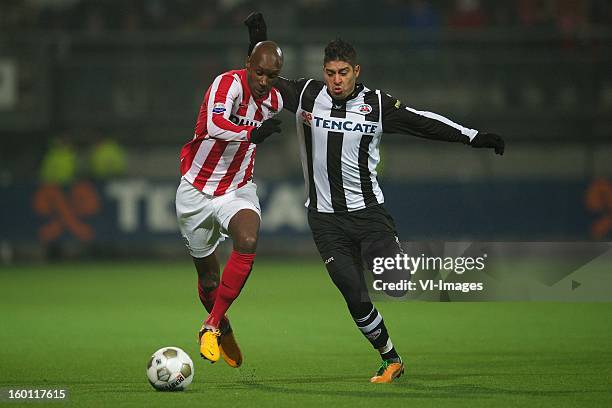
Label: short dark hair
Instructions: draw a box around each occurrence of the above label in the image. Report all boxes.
[324,38,357,66]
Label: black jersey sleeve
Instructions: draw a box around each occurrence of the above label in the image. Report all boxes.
[380,92,476,144]
[275,77,309,113]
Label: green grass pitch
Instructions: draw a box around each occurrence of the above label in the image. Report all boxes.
[1,259,611,407]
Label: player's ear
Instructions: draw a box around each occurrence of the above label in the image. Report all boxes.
[245,56,250,69]
[354,64,361,78]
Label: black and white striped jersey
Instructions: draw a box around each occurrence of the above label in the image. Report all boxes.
[276,78,479,213]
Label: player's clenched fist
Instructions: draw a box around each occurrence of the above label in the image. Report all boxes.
[244,12,267,43]
[470,132,505,155]
[250,118,282,144]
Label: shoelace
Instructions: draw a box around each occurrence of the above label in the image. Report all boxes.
[198,327,220,339]
[376,360,391,376]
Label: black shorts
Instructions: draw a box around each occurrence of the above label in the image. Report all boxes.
[308,205,407,299]
[307,204,400,274]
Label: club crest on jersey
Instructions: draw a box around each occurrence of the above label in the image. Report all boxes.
[212,102,226,114]
[358,104,373,114]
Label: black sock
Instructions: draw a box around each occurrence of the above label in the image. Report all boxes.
[381,348,400,361]
[352,306,399,360]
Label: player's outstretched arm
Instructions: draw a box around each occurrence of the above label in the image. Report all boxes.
[381,92,505,155]
[250,118,282,144]
[469,132,505,155]
[245,12,267,56]
[244,12,307,114]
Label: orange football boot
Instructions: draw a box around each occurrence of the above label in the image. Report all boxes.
[370,359,405,383]
[218,322,243,368]
[198,325,221,363]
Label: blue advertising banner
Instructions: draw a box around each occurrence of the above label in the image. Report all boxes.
[1,178,610,244]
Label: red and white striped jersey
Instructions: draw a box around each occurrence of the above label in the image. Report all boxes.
[180,69,283,196]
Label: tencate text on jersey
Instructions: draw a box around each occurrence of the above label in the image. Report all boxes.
[310,115,378,134]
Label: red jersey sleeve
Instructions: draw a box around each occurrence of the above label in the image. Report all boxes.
[206,73,256,141]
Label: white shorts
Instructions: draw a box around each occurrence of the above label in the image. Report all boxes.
[175,178,261,258]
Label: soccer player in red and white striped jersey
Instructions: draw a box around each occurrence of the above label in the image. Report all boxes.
[175,41,284,366]
[180,61,283,195]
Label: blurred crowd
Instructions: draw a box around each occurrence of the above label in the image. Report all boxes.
[38,136,127,185]
[1,0,610,34]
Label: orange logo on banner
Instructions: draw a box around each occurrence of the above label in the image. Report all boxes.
[585,179,612,239]
[33,181,101,242]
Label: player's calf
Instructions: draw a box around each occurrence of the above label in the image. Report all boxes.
[205,251,256,329]
[193,254,221,311]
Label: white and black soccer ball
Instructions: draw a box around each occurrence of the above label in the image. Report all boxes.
[146,347,194,391]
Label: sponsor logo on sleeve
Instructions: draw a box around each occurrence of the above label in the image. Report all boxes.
[300,110,313,125]
[212,102,226,114]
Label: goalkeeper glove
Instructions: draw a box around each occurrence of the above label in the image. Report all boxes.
[470,132,505,155]
[244,12,268,56]
[250,118,282,144]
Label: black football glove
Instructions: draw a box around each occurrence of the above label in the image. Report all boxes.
[470,132,505,155]
[244,12,268,56]
[250,118,281,144]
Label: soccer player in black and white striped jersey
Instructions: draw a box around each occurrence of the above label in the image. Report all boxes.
[245,13,505,383]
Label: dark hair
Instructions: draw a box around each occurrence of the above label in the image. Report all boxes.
[324,38,357,66]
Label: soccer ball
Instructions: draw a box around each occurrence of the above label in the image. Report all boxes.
[146,346,194,391]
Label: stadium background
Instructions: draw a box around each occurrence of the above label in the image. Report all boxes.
[0,1,611,407]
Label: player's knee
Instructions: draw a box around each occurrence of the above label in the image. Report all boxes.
[233,233,258,253]
[363,235,402,264]
[363,235,406,275]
